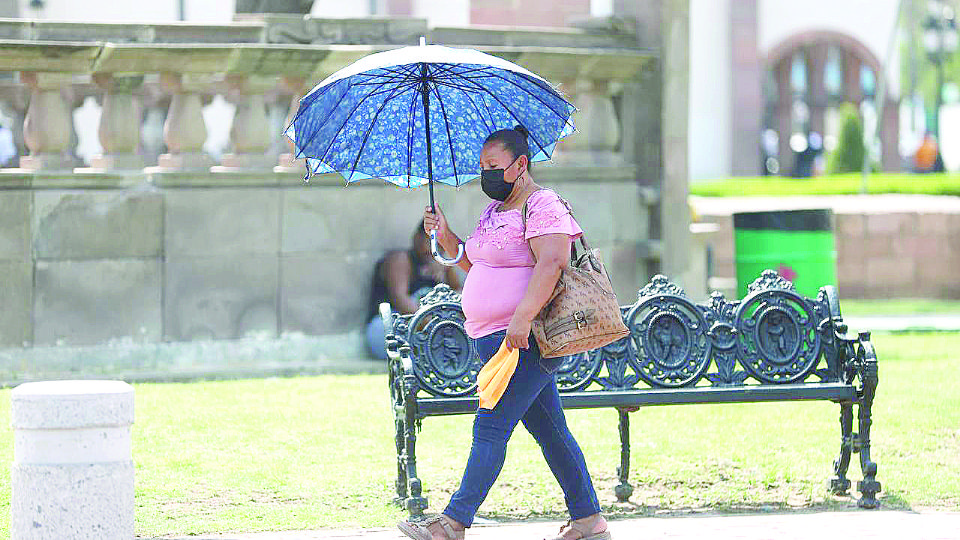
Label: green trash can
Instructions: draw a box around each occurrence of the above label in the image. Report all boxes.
[733,209,837,298]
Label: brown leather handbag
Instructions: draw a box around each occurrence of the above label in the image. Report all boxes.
[522,192,630,358]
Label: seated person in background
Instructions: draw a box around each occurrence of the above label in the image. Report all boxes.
[365,219,463,359]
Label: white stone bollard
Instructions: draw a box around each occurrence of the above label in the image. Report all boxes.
[11,380,135,540]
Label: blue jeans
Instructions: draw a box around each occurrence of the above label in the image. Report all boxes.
[366,315,388,360]
[443,330,601,527]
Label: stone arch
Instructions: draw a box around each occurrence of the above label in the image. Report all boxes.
[765,30,882,76]
[762,30,897,173]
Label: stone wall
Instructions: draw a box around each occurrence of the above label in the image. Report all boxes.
[694,195,960,300]
[0,15,674,384]
[0,168,654,383]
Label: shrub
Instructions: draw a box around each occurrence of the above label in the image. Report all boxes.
[827,103,866,174]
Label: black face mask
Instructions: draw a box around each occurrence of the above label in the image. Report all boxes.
[480,156,521,201]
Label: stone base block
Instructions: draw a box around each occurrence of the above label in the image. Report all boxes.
[18,153,75,171]
[274,152,305,173]
[12,462,134,540]
[552,149,627,167]
[149,152,213,171]
[0,261,32,348]
[81,154,145,171]
[33,259,162,346]
[0,333,372,385]
[0,191,31,259]
[213,152,277,171]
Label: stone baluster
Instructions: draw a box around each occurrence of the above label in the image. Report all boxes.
[555,78,623,166]
[215,74,276,171]
[275,76,307,173]
[19,71,74,171]
[84,73,145,171]
[0,84,30,168]
[553,78,583,163]
[152,72,212,171]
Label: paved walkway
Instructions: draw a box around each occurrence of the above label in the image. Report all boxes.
[156,510,960,540]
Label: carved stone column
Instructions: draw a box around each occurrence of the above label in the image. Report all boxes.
[215,75,276,171]
[555,78,623,166]
[152,73,212,171]
[275,76,307,173]
[84,74,144,171]
[842,51,862,104]
[0,85,29,168]
[729,0,762,176]
[775,59,793,174]
[660,0,691,285]
[19,72,74,171]
[584,79,622,164]
[807,43,829,138]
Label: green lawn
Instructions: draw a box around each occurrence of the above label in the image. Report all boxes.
[839,299,960,317]
[0,333,957,538]
[689,173,960,197]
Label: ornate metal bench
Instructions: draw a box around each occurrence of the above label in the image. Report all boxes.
[382,270,881,520]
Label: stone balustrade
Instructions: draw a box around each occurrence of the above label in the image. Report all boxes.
[0,16,652,174]
[0,16,668,385]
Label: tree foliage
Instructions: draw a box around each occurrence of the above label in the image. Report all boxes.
[827,103,866,173]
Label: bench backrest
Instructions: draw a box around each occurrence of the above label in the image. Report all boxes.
[387,270,847,398]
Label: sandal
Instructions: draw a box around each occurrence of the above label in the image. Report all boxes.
[398,515,465,540]
[545,514,612,540]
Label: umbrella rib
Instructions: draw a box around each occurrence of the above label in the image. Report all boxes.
[298,79,412,160]
[347,81,414,181]
[349,75,414,85]
[314,79,419,166]
[291,82,336,125]
[430,78,491,93]
[404,77,421,187]
[432,79,495,136]
[295,80,354,160]
[379,64,419,77]
[352,64,416,80]
[350,70,416,84]
[442,73,550,158]
[428,80,462,186]
[463,68,573,127]
[430,63,496,80]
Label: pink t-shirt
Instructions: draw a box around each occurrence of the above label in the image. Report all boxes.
[461,189,583,338]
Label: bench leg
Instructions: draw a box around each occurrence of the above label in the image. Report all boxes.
[401,368,428,520]
[402,415,428,519]
[389,362,409,502]
[394,417,408,501]
[855,347,881,509]
[829,401,854,495]
[614,409,634,502]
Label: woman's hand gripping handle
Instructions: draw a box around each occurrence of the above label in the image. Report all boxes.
[424,205,466,268]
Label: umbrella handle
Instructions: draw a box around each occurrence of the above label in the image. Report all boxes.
[430,229,464,266]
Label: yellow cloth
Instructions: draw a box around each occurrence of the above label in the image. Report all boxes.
[476,339,519,410]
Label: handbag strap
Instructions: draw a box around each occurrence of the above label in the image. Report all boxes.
[521,189,592,262]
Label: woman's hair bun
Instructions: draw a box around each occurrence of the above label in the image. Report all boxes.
[514,124,529,138]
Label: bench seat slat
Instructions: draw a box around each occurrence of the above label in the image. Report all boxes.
[415,383,857,417]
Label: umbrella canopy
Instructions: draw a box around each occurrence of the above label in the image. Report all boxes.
[286,43,576,190]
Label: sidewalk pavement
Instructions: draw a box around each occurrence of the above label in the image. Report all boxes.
[159,510,960,540]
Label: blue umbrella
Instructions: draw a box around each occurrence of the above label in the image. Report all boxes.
[286,39,576,264]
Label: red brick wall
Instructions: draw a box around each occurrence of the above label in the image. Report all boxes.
[470,0,591,28]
